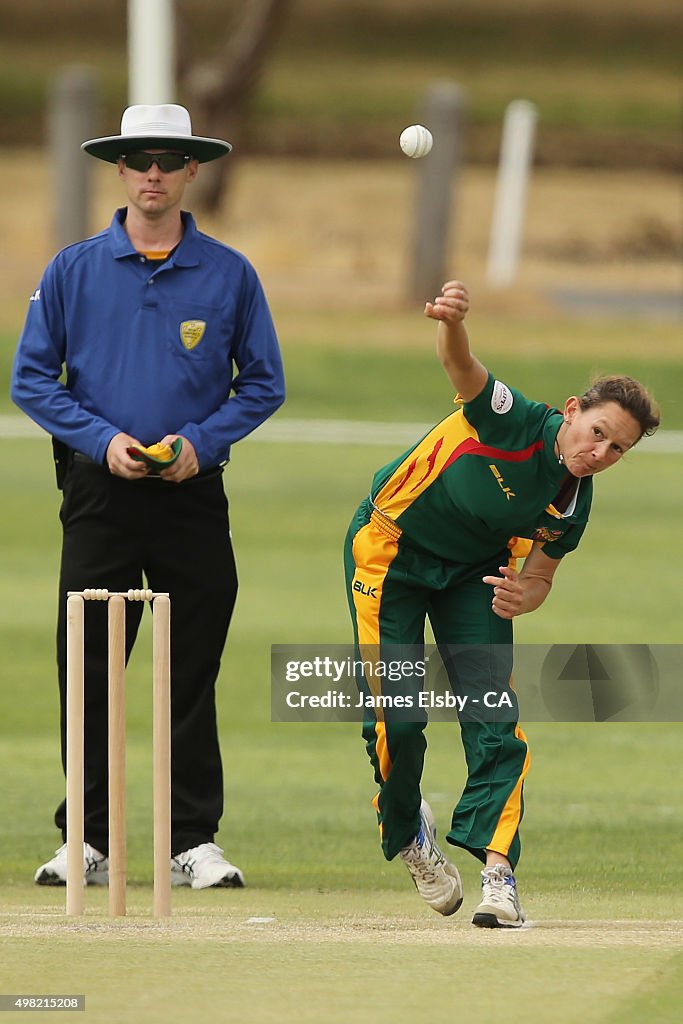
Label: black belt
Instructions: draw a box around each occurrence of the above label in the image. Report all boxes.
[73,452,104,467]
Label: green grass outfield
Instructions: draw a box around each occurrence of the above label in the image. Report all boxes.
[3,311,683,423]
[1,424,682,1021]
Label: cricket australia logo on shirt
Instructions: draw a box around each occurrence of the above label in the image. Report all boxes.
[180,320,206,351]
[491,380,513,414]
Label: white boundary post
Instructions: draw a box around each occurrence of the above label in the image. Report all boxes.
[486,100,537,289]
[128,0,176,104]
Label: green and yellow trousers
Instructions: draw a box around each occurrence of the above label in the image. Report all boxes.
[344,499,530,869]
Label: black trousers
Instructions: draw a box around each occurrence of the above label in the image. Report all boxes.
[54,460,238,856]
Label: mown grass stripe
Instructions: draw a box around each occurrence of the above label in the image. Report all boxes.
[1,415,681,452]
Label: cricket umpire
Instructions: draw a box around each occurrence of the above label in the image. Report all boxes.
[344,280,659,927]
[11,104,285,890]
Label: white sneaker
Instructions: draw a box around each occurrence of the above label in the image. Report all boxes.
[399,801,463,916]
[171,843,245,889]
[34,842,109,887]
[472,863,525,928]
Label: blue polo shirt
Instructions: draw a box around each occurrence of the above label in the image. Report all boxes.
[11,208,285,469]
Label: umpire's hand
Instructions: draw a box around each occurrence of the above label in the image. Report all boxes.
[158,435,199,483]
[106,432,150,479]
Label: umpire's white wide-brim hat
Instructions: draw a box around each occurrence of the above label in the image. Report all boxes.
[81,104,232,163]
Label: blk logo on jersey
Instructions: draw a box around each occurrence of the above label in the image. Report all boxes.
[180,320,206,350]
[489,464,515,500]
[353,579,377,598]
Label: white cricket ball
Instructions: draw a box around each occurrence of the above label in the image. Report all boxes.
[399,124,433,159]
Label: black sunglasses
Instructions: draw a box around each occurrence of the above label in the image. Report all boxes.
[120,152,192,173]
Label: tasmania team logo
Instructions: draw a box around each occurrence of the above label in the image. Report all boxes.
[534,527,564,543]
[180,320,206,350]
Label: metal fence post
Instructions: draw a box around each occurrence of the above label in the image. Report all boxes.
[49,66,98,250]
[408,82,467,303]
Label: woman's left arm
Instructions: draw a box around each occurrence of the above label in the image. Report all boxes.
[483,543,562,620]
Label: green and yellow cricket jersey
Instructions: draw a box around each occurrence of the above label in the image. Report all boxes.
[369,372,593,563]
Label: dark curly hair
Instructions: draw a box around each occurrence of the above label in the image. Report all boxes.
[579,376,660,442]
